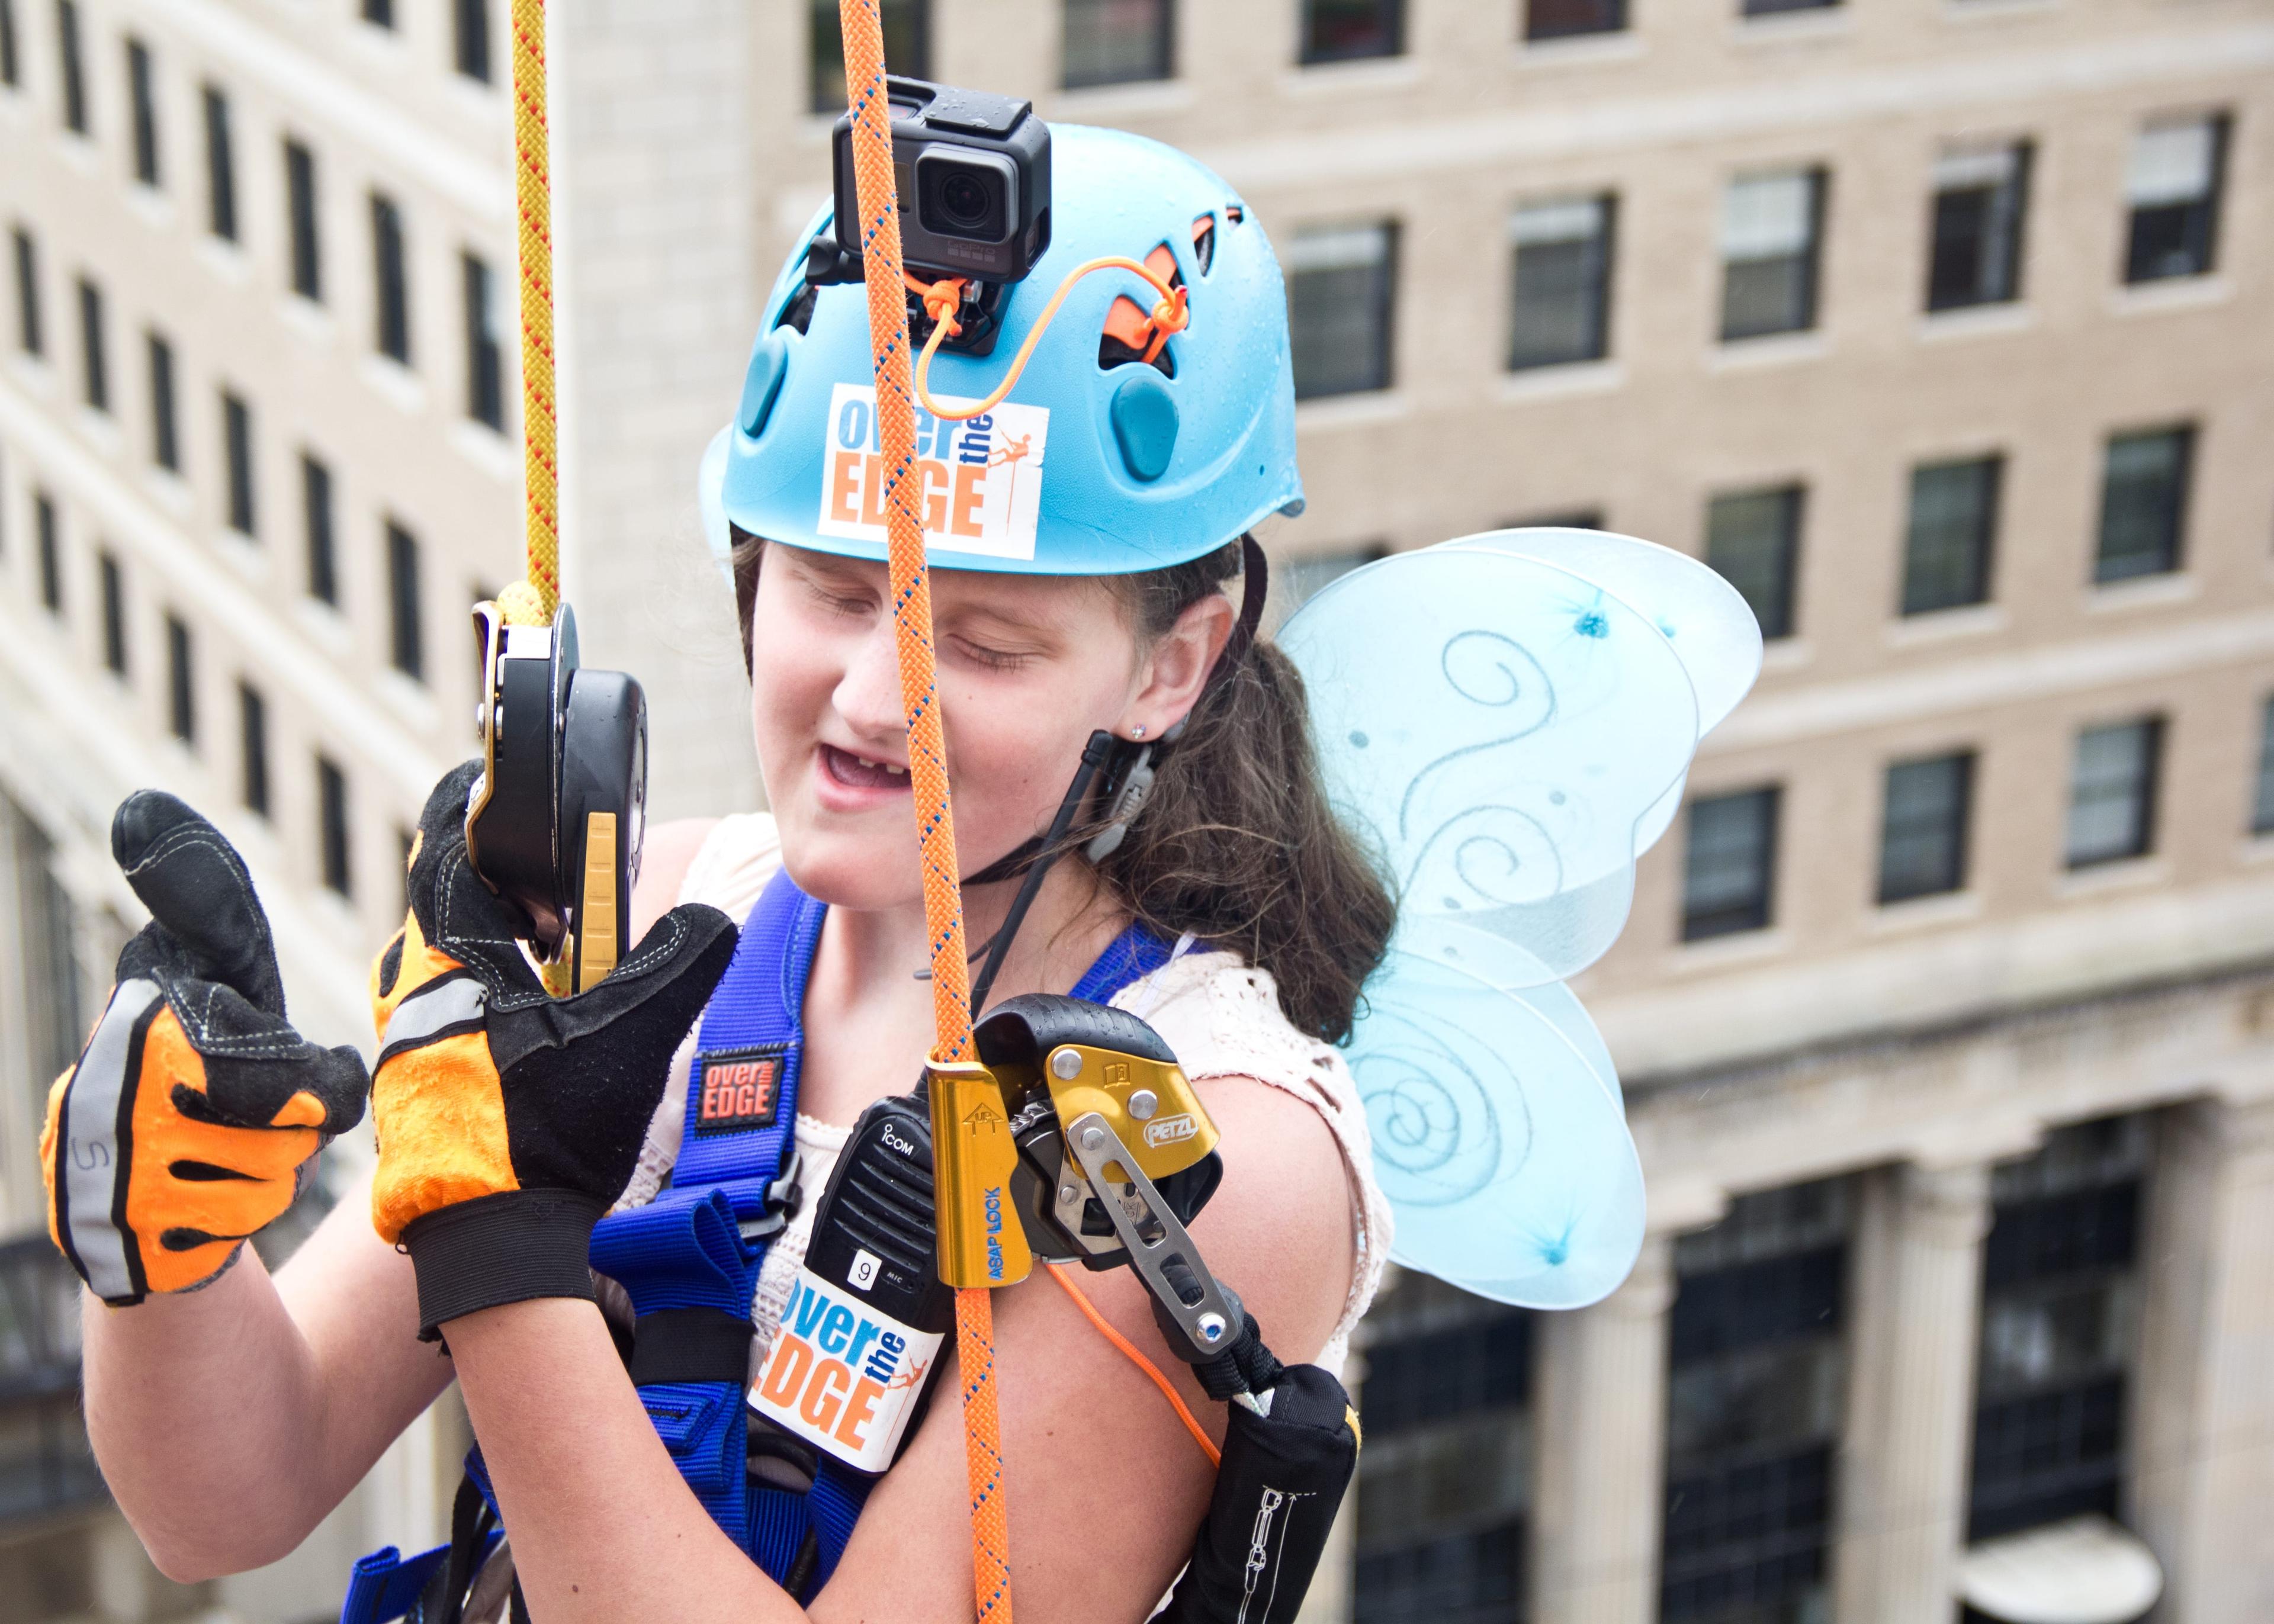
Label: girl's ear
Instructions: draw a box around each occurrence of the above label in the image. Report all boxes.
[1126,591,1235,737]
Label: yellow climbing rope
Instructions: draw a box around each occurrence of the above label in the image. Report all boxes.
[837,3,1016,1616]
[505,0,559,629]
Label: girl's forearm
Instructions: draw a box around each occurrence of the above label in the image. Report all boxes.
[444,1297,807,1623]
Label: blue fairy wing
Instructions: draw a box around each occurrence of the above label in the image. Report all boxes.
[1280,533,1761,1307]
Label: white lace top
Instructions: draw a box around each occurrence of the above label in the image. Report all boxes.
[612,814,1390,1375]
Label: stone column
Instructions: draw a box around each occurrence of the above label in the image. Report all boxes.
[1833,1160,1992,1624]
[1531,1234,1675,1624]
[2130,1095,2274,1624]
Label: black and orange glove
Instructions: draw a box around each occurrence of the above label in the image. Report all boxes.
[42,793,369,1305]
[372,763,738,1339]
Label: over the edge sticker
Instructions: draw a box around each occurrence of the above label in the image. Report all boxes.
[815,382,1049,563]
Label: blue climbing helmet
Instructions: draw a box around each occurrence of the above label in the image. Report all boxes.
[701,123,1302,576]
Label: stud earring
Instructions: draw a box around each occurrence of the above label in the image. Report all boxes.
[1130,724,1148,741]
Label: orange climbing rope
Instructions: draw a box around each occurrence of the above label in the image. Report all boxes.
[836,3,1014,1617]
[905,259,1189,423]
[505,0,560,627]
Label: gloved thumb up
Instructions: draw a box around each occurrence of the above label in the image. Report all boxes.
[371,762,738,1339]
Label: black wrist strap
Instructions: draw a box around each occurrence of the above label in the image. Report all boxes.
[403,1189,605,1342]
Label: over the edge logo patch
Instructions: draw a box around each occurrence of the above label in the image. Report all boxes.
[815,382,1049,563]
[693,1045,787,1136]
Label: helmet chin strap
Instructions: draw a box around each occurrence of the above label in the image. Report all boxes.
[962,538,1269,1012]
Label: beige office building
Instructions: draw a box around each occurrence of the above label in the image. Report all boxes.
[3,1,2270,1621]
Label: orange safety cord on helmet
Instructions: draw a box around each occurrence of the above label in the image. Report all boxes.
[836,1,1015,1615]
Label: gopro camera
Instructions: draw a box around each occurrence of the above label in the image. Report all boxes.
[831,78,1051,286]
[462,600,647,992]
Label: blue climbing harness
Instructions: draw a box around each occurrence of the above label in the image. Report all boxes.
[340,867,1170,1621]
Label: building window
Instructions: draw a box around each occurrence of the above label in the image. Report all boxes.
[126,37,159,187]
[11,224,39,355]
[462,253,505,430]
[239,681,269,815]
[74,276,105,411]
[1354,1272,1532,1624]
[35,490,60,612]
[1682,786,1779,940]
[1662,1179,1849,1624]
[1300,0,1402,62]
[2094,427,2191,584]
[317,755,352,896]
[1901,455,1999,616]
[1063,0,1172,88]
[147,331,178,471]
[300,454,337,605]
[1970,1117,2146,1541]
[2064,718,2161,869]
[454,0,491,82]
[1742,0,1840,13]
[1525,0,1625,40]
[1508,195,1614,372]
[809,0,929,115]
[1719,168,1824,342]
[2253,699,2274,836]
[2125,115,2227,284]
[1927,142,2028,311]
[387,520,423,680]
[372,192,410,363]
[203,86,237,242]
[1289,221,1396,400]
[362,0,394,25]
[223,390,255,536]
[55,0,85,134]
[166,615,194,744]
[1704,485,1802,641]
[0,0,17,88]
[98,550,126,674]
[285,139,321,302]
[1877,751,1973,903]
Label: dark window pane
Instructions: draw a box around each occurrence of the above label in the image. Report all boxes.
[462,253,503,429]
[454,0,491,82]
[74,276,104,411]
[1525,0,1626,40]
[146,331,178,469]
[10,226,37,355]
[1901,455,1999,615]
[56,0,84,133]
[2064,718,2161,867]
[285,139,320,301]
[1877,752,1972,903]
[302,454,336,605]
[808,0,929,115]
[35,491,60,612]
[222,390,255,535]
[98,551,125,674]
[0,0,17,88]
[362,0,394,25]
[239,681,269,815]
[166,615,194,744]
[1509,195,1614,371]
[372,193,410,362]
[2251,698,2274,835]
[1926,143,2028,311]
[1704,485,1801,641]
[2125,116,2226,284]
[387,520,423,680]
[1063,0,1172,88]
[1742,0,1840,11]
[1300,0,1402,62]
[1719,169,1822,341]
[203,86,236,242]
[2094,427,2191,583]
[1354,1521,1524,1624]
[127,37,159,186]
[1682,786,1779,940]
[318,755,352,896]
[1289,221,1396,400]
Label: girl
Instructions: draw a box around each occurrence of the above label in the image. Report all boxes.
[62,126,1396,1622]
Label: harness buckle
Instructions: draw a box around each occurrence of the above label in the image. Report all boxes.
[737,1149,805,1244]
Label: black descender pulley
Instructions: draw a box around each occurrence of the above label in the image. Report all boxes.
[463,599,648,992]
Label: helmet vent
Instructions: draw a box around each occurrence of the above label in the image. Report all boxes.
[1224,202,1246,226]
[775,282,817,336]
[1191,214,1216,276]
[1099,243,1183,378]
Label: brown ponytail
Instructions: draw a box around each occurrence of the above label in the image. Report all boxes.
[729,529,1397,1044]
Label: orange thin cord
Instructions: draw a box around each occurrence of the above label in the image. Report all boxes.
[1047,1265,1220,1468]
[904,257,1190,423]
